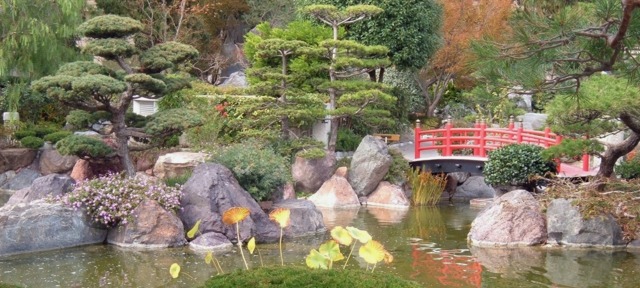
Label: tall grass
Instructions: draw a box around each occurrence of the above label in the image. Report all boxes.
[407,168,446,206]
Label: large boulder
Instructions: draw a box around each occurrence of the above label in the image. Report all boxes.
[0,168,41,190]
[308,167,360,208]
[0,200,107,256]
[153,152,207,179]
[39,147,78,175]
[0,170,16,187]
[70,159,93,182]
[366,181,410,208]
[0,148,37,173]
[180,163,322,243]
[189,232,233,251]
[454,176,495,199]
[521,113,548,130]
[546,198,625,247]
[273,199,326,237]
[292,151,336,194]
[107,199,187,248]
[348,135,392,196]
[6,174,74,205]
[468,190,547,247]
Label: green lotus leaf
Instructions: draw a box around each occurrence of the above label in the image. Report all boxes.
[359,240,385,265]
[346,226,372,244]
[330,226,353,246]
[187,219,201,239]
[319,240,344,262]
[305,249,329,269]
[169,263,180,279]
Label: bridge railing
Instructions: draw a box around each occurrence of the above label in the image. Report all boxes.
[414,117,590,172]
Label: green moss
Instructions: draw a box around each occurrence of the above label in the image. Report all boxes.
[20,136,44,149]
[203,266,421,288]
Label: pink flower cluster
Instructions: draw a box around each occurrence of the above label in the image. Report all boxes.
[60,173,182,227]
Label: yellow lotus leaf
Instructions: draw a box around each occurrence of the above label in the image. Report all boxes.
[269,208,291,228]
[346,226,372,244]
[186,219,201,239]
[205,251,213,264]
[383,250,394,264]
[305,249,329,269]
[330,226,353,246]
[247,237,256,254]
[169,263,181,279]
[359,240,385,265]
[222,207,250,225]
[318,240,344,262]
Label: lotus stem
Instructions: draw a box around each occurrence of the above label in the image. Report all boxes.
[236,223,249,270]
[213,257,224,274]
[257,248,264,267]
[371,263,377,273]
[279,227,284,266]
[342,243,357,269]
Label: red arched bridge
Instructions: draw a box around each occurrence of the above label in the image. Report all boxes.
[408,118,597,177]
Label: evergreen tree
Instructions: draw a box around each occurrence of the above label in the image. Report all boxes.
[32,15,202,176]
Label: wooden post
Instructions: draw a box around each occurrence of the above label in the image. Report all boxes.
[414,119,421,159]
[444,117,452,156]
[480,118,487,157]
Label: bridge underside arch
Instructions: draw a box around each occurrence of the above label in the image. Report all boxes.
[409,156,487,176]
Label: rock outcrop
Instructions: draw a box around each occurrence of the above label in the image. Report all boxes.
[348,135,392,196]
[6,174,74,205]
[273,199,326,237]
[308,167,360,208]
[39,147,78,175]
[454,176,495,199]
[1,168,41,190]
[468,190,547,247]
[0,148,37,173]
[153,152,206,179]
[291,151,336,194]
[366,181,410,208]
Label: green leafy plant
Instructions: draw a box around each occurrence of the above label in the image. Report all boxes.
[43,131,72,144]
[164,172,192,187]
[615,158,640,180]
[13,129,36,140]
[56,135,114,159]
[407,168,446,206]
[211,140,290,202]
[336,128,362,152]
[20,136,44,149]
[296,147,326,160]
[484,144,556,190]
[383,148,410,185]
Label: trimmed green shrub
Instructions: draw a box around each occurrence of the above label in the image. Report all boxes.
[384,148,410,185]
[296,147,326,160]
[32,124,59,138]
[616,158,640,179]
[20,136,44,149]
[203,266,421,288]
[56,135,114,158]
[65,110,93,130]
[271,137,326,161]
[43,131,72,144]
[484,144,556,189]
[13,129,36,140]
[336,128,362,152]
[210,140,290,201]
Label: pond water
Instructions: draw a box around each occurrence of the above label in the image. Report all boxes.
[1,204,639,287]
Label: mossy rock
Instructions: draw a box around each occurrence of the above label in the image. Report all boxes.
[202,266,421,288]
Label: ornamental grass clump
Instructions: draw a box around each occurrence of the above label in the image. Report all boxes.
[407,168,446,206]
[61,173,182,227]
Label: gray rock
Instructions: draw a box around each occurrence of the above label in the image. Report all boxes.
[73,131,101,137]
[0,189,13,207]
[470,246,545,278]
[273,199,326,237]
[107,199,187,248]
[0,148,37,173]
[153,152,207,179]
[521,113,548,131]
[189,232,233,251]
[1,168,41,190]
[448,172,470,184]
[468,190,547,247]
[0,170,16,187]
[292,151,336,194]
[6,174,74,205]
[348,135,392,196]
[547,198,625,247]
[0,200,107,256]
[179,163,322,243]
[219,71,248,87]
[544,250,618,287]
[39,147,78,175]
[454,176,495,199]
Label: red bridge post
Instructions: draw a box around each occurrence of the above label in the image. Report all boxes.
[473,119,480,156]
[479,119,487,157]
[444,117,453,156]
[414,119,421,159]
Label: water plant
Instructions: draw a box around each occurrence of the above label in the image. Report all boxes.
[222,207,251,270]
[268,208,291,266]
[407,167,446,206]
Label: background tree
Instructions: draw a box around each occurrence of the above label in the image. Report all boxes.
[417,0,512,118]
[32,15,202,176]
[303,4,395,152]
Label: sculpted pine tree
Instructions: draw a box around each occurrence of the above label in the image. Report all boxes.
[303,5,395,152]
[32,15,202,176]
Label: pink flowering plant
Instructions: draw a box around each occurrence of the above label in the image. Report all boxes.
[60,173,182,227]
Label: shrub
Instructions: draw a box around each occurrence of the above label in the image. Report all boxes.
[204,266,421,288]
[13,129,36,140]
[270,137,325,161]
[56,135,114,158]
[615,158,640,179]
[20,136,44,149]
[66,110,93,130]
[43,131,72,144]
[408,168,446,206]
[164,172,192,187]
[60,173,182,227]
[211,140,290,201]
[336,128,362,152]
[296,147,326,160]
[384,148,410,185]
[484,144,556,189]
[32,124,59,138]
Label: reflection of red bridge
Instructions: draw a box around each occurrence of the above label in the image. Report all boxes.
[410,118,597,177]
[411,245,482,287]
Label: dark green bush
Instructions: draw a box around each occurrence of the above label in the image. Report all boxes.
[296,147,326,160]
[164,171,192,187]
[13,129,36,140]
[43,131,72,144]
[56,135,114,158]
[211,140,290,201]
[384,148,410,185]
[616,158,640,179]
[20,136,44,149]
[32,124,59,138]
[203,266,421,288]
[65,110,93,130]
[484,144,556,189]
[336,128,362,152]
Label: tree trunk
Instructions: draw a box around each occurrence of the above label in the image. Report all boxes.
[596,132,640,178]
[327,117,339,153]
[112,111,136,177]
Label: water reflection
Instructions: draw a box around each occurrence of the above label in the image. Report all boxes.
[365,206,408,225]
